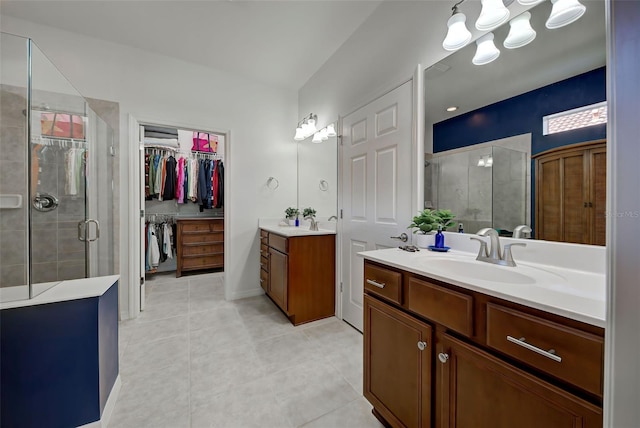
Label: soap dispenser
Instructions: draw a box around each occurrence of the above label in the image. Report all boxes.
[435,224,445,248]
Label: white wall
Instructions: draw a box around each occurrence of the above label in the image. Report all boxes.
[0,15,298,318]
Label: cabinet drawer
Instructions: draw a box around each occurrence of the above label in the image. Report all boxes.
[268,234,288,253]
[407,277,473,337]
[182,254,224,269]
[182,243,223,256]
[260,229,269,239]
[260,255,269,271]
[260,243,269,256]
[182,232,223,244]
[486,303,604,396]
[260,267,269,292]
[180,220,223,233]
[364,263,402,305]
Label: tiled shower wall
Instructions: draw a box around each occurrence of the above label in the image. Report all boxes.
[0,86,29,287]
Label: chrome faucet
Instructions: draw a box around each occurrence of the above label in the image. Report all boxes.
[305,216,319,231]
[471,228,526,267]
[328,215,338,222]
[513,224,532,239]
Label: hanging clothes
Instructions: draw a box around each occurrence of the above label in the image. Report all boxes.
[163,223,173,260]
[197,159,213,211]
[176,157,185,204]
[163,156,177,201]
[216,160,224,208]
[148,224,160,268]
[211,160,218,208]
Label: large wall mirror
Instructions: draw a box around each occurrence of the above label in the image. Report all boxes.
[424,0,606,244]
[297,126,338,221]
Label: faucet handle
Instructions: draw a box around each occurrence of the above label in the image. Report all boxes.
[470,237,489,259]
[503,243,527,266]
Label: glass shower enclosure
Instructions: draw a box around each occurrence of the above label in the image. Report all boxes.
[0,32,115,302]
[426,145,529,235]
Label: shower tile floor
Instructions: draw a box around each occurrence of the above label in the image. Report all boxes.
[111,272,383,428]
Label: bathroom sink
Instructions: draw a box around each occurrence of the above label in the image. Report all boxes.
[425,259,537,284]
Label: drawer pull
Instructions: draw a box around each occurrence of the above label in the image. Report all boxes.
[417,341,427,351]
[259,278,264,283]
[507,336,562,363]
[438,353,449,364]
[366,279,386,289]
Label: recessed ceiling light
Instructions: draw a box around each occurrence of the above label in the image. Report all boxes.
[446,106,459,112]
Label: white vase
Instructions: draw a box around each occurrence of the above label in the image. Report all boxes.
[287,218,296,226]
[414,233,431,248]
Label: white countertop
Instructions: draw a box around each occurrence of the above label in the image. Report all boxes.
[259,222,336,237]
[0,275,120,310]
[360,248,605,328]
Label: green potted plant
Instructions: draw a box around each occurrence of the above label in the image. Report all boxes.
[302,207,318,230]
[408,209,456,248]
[285,207,299,226]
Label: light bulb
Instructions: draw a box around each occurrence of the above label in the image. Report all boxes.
[326,123,337,137]
[546,0,586,29]
[504,11,537,49]
[294,127,305,141]
[473,33,500,65]
[476,0,510,31]
[312,132,323,143]
[443,11,472,51]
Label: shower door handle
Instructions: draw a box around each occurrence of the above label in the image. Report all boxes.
[78,219,100,242]
[87,219,100,242]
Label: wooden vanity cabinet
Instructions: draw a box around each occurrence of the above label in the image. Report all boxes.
[260,229,335,325]
[436,333,602,428]
[363,260,604,428]
[364,294,432,428]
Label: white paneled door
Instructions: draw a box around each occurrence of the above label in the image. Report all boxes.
[340,81,413,331]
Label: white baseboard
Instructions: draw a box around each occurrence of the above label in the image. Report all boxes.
[227,287,265,301]
[78,375,122,428]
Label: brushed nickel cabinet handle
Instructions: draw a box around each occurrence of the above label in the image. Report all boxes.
[506,336,562,362]
[417,341,427,351]
[366,279,385,289]
[438,353,449,363]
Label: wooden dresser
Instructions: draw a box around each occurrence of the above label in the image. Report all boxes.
[176,218,224,277]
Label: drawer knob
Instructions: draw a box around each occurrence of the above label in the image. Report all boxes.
[366,279,386,289]
[417,341,427,351]
[506,336,562,363]
[438,353,449,364]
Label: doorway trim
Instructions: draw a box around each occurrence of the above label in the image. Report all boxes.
[127,114,230,319]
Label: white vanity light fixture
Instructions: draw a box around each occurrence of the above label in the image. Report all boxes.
[312,132,323,143]
[504,11,537,49]
[476,0,510,31]
[325,123,337,137]
[545,0,586,29]
[517,0,545,5]
[294,113,318,141]
[319,128,329,141]
[442,2,472,51]
[472,33,501,65]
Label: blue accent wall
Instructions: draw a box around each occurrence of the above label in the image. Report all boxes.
[0,280,119,428]
[433,67,606,155]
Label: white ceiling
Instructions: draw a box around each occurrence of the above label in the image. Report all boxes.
[0,0,383,90]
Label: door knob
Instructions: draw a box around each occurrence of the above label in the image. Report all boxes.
[438,352,449,363]
[417,341,427,351]
[390,233,408,242]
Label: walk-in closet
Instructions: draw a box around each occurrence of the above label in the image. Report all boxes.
[140,125,225,287]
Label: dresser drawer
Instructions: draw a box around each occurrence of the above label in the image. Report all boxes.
[181,231,223,244]
[180,219,223,233]
[268,234,288,254]
[182,254,224,269]
[364,262,402,305]
[486,303,604,396]
[182,243,223,256]
[260,243,269,256]
[407,277,473,337]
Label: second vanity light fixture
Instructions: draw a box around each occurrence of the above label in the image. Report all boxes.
[294,115,338,143]
[442,0,587,65]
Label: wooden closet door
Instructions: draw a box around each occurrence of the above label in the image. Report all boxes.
[589,147,607,246]
[562,151,589,244]
[537,156,563,241]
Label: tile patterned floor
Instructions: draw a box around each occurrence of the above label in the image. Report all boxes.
[111,272,384,428]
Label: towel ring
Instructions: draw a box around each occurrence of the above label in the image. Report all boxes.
[267,177,279,190]
[319,179,329,191]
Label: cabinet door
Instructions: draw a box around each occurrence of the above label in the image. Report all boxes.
[562,151,589,244]
[269,248,288,312]
[364,295,432,427]
[436,333,602,428]
[589,146,607,246]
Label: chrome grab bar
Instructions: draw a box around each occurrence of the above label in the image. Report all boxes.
[506,335,562,363]
[366,279,385,289]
